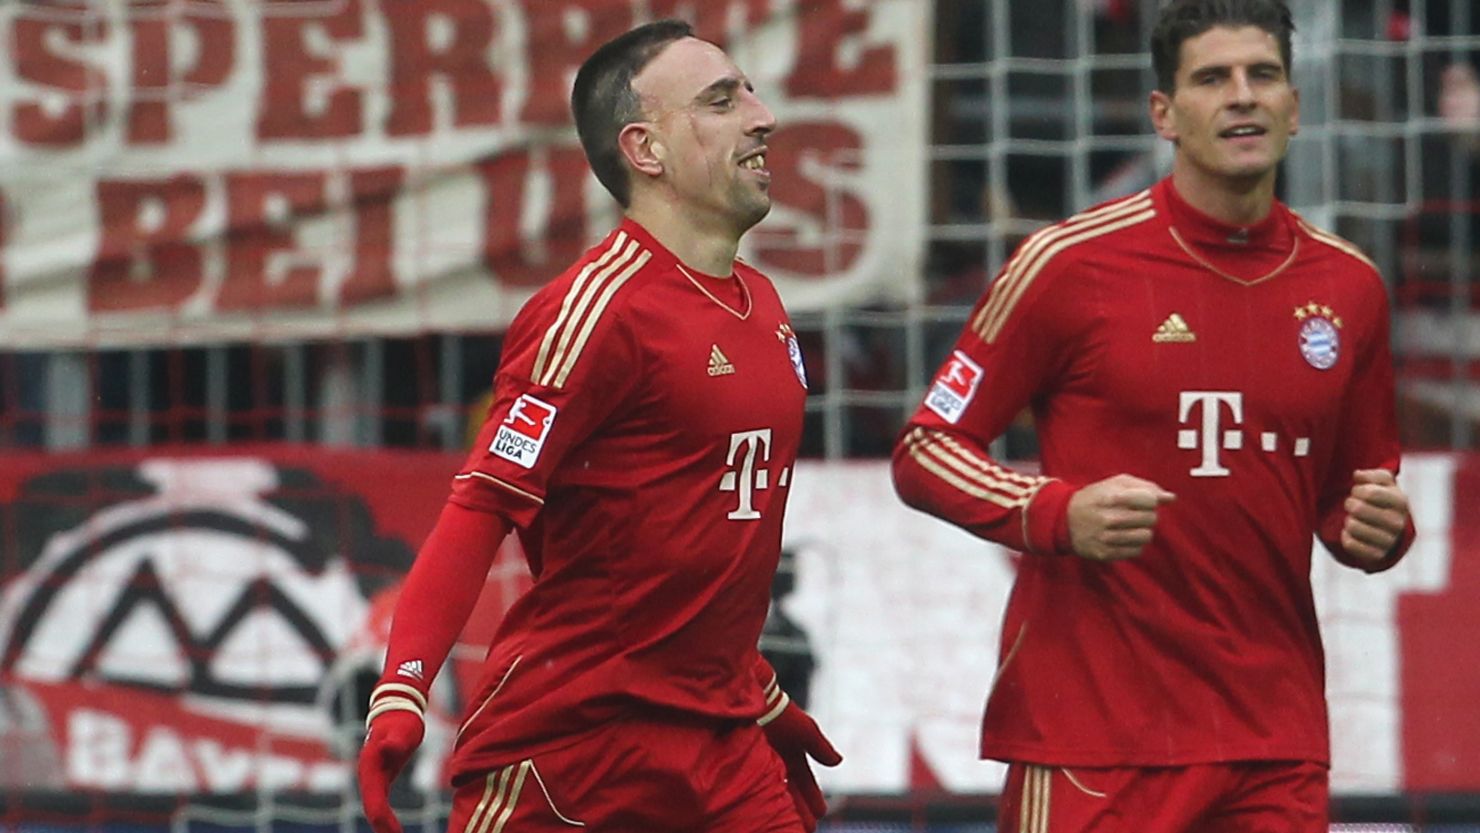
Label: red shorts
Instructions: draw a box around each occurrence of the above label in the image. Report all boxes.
[446,711,801,833]
[997,761,1328,833]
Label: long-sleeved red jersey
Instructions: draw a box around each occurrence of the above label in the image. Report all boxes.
[893,177,1414,767]
[445,218,808,779]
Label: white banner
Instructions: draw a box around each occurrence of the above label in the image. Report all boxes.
[0,0,930,347]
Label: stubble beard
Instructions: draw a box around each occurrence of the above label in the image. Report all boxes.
[731,183,772,235]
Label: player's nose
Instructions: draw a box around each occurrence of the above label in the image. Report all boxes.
[742,88,777,136]
[1228,69,1256,107]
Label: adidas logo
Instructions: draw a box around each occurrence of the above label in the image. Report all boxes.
[396,659,424,681]
[708,344,735,376]
[1152,313,1196,343]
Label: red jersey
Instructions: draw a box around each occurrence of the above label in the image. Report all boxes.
[447,219,808,777]
[892,178,1414,767]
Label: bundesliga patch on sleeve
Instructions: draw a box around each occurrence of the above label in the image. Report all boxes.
[491,393,557,469]
[924,350,984,424]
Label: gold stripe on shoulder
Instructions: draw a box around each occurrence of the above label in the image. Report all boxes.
[980,189,1152,327]
[971,196,1149,338]
[975,206,1157,343]
[973,194,1154,340]
[972,195,1155,343]
[1294,215,1378,272]
[550,249,651,388]
[1063,188,1152,226]
[533,237,647,388]
[533,233,630,384]
[536,238,647,387]
[455,471,545,505]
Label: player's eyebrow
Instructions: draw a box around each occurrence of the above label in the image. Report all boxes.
[1188,60,1286,80]
[692,76,746,103]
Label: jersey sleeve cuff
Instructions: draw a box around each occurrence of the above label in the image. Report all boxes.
[1023,478,1077,556]
[449,471,543,529]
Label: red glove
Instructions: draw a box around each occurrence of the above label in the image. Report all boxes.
[758,677,842,832]
[358,682,427,833]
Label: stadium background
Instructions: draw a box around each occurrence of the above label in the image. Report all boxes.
[0,0,1476,830]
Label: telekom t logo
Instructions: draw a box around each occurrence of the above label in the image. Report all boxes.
[1177,391,1310,477]
[1178,392,1242,477]
[720,428,787,520]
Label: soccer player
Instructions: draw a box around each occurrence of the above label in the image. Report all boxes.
[357,20,840,833]
[891,1,1414,831]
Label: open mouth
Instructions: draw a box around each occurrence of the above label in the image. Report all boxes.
[1219,125,1267,140]
[739,151,768,174]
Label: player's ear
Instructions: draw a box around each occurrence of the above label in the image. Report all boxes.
[619,123,664,177]
[1149,89,1178,142]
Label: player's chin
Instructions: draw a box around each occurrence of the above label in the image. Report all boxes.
[1224,147,1283,175]
[736,198,772,229]
[1216,158,1279,184]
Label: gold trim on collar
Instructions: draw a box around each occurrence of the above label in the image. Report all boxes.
[676,263,752,320]
[1169,226,1300,286]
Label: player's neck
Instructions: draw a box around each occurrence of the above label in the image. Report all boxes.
[625,199,740,277]
[1169,163,1277,227]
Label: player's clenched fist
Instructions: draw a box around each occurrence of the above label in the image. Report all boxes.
[1340,468,1411,565]
[1066,474,1176,561]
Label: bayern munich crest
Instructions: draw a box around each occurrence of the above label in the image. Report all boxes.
[777,323,807,389]
[1294,301,1342,370]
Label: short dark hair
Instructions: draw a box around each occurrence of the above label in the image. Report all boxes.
[570,20,694,208]
[1150,0,1295,93]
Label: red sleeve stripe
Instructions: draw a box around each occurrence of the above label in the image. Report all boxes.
[454,471,545,505]
[904,428,1043,509]
[531,234,650,389]
[972,192,1155,343]
[1293,215,1378,271]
